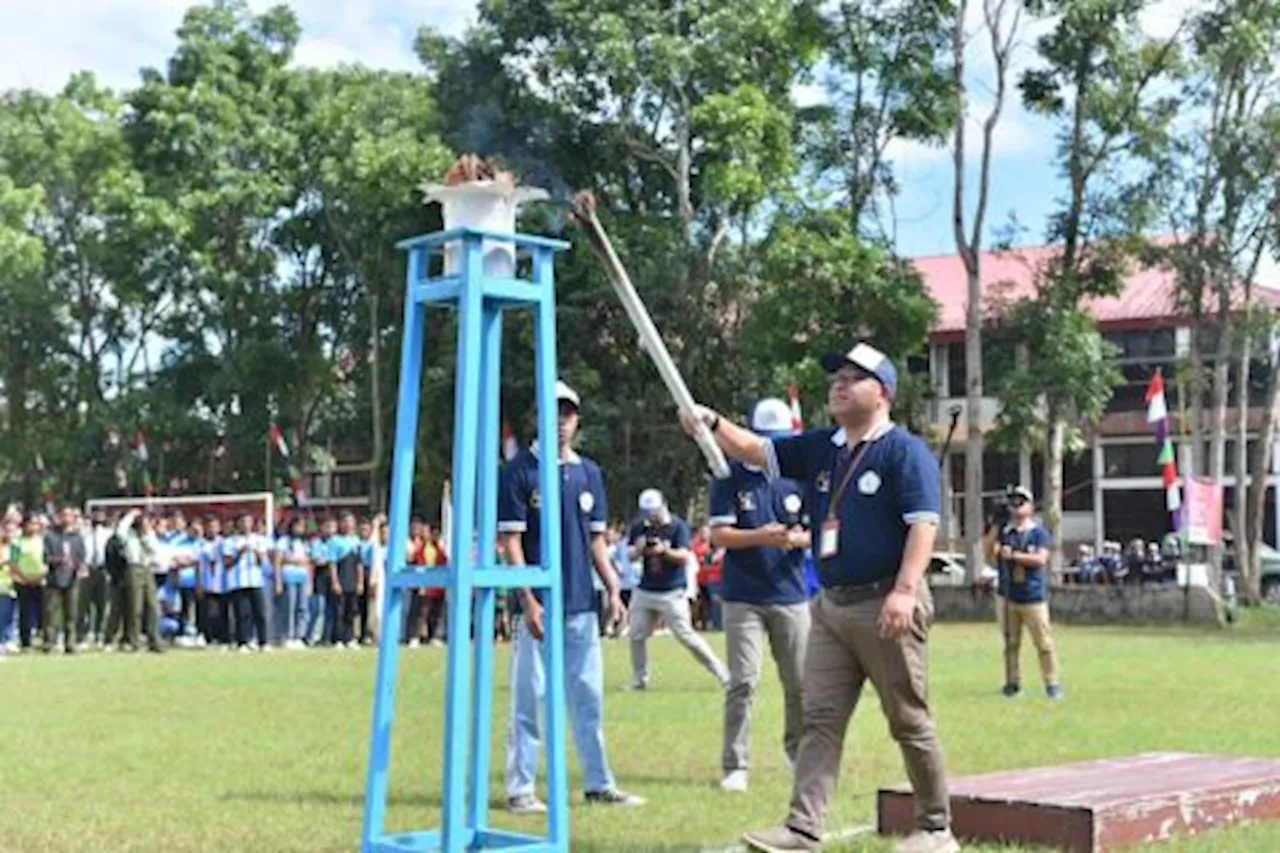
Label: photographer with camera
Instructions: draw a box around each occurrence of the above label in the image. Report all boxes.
[709,398,811,794]
[988,485,1062,700]
[626,488,729,691]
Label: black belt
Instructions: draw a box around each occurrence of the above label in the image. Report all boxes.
[823,577,895,606]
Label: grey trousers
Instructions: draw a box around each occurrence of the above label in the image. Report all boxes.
[788,588,951,837]
[722,600,810,773]
[628,588,729,686]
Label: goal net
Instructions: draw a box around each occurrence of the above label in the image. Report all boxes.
[84,491,277,537]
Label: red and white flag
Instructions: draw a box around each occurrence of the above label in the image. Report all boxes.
[268,424,290,458]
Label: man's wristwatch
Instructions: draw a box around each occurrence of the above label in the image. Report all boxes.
[707,412,721,432]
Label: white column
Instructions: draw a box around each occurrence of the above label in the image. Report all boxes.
[1093,432,1105,552]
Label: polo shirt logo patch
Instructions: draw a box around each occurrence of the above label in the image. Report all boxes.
[578,491,594,513]
[815,470,831,492]
[783,493,802,515]
[737,492,756,511]
[530,489,541,509]
[858,470,882,495]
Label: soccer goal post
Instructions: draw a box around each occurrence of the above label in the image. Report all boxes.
[84,491,277,537]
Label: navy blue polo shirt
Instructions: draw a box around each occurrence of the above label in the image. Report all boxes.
[766,423,940,588]
[708,463,808,606]
[498,447,608,615]
[627,516,691,593]
[998,523,1050,603]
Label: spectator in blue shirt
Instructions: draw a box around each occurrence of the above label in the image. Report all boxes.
[710,397,812,794]
[498,379,643,812]
[685,341,957,853]
[988,486,1060,700]
[625,488,730,691]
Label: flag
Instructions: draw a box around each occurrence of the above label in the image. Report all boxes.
[501,420,518,462]
[268,424,290,458]
[1145,371,1168,423]
[1145,370,1181,522]
[787,383,803,431]
[268,424,307,507]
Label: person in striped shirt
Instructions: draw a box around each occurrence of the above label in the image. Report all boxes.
[227,514,270,652]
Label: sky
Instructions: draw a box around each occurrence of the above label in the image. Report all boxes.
[0,0,1245,269]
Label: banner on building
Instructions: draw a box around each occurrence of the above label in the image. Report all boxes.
[1182,477,1224,546]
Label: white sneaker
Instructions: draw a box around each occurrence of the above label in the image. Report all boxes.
[720,769,749,792]
[407,639,421,649]
[507,793,547,814]
[895,828,960,853]
[627,678,648,691]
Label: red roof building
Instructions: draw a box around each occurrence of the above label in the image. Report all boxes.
[911,243,1280,557]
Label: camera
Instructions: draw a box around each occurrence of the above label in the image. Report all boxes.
[988,485,1017,530]
[642,517,662,548]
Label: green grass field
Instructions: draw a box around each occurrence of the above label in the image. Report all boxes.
[5,611,1280,852]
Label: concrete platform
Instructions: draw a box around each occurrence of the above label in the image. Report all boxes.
[877,752,1280,851]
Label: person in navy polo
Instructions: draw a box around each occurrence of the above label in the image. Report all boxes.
[684,342,958,853]
[625,488,730,690]
[498,379,643,813]
[988,485,1061,699]
[710,397,812,795]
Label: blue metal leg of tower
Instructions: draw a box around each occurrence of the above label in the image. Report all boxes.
[361,228,571,853]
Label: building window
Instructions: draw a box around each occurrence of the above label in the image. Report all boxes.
[1103,329,1176,361]
[1103,443,1162,479]
[1107,361,1179,413]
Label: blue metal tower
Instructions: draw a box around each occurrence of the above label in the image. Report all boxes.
[362,226,571,853]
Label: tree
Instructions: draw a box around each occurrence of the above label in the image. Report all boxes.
[950,0,1021,579]
[420,0,826,512]
[1152,0,1280,596]
[1003,0,1182,569]
[803,0,958,237]
[745,209,940,424]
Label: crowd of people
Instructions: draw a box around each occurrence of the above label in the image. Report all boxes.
[1067,535,1182,585]
[0,501,760,659]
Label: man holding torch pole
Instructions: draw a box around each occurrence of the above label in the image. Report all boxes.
[680,343,959,853]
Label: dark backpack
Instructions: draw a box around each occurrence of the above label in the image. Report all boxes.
[104,533,128,579]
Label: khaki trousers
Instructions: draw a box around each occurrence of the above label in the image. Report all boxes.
[788,587,950,836]
[996,596,1060,686]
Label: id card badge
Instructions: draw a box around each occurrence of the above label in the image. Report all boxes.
[819,518,840,559]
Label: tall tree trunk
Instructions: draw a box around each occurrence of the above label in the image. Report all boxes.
[1234,316,1252,599]
[1209,324,1232,585]
[1189,330,1206,477]
[369,289,383,513]
[1247,337,1279,604]
[1044,416,1066,575]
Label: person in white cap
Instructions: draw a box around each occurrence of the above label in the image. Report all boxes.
[682,341,958,853]
[626,488,730,690]
[498,379,643,812]
[710,397,812,794]
[987,485,1060,700]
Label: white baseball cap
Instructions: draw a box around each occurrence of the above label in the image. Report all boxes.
[638,488,665,515]
[556,380,581,409]
[750,397,797,437]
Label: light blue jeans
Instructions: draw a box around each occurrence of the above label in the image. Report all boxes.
[506,611,614,798]
[273,582,307,643]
